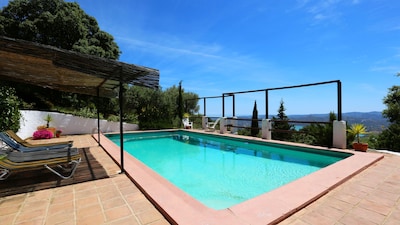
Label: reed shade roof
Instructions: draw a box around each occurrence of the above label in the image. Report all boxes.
[0,36,159,97]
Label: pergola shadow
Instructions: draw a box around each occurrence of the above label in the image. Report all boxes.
[0,148,108,197]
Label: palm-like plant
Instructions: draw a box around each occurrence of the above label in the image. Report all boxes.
[44,114,53,128]
[347,123,367,143]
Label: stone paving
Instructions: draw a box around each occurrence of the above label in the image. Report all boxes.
[1,134,399,224]
[279,152,400,225]
[0,135,170,225]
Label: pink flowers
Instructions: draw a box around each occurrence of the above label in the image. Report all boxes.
[33,129,54,139]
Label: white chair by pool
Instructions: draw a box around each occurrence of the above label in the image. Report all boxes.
[182,118,193,129]
[206,117,222,132]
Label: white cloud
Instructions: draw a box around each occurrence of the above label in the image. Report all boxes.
[118,36,223,59]
[295,0,361,24]
[117,35,280,78]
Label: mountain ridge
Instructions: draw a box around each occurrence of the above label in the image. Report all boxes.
[232,111,388,132]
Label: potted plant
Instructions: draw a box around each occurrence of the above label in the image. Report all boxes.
[43,114,56,135]
[55,130,62,138]
[347,123,368,152]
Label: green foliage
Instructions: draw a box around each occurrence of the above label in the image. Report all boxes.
[237,128,251,136]
[377,84,400,151]
[183,92,200,114]
[297,112,336,147]
[272,99,295,141]
[5,79,200,129]
[251,101,259,137]
[0,0,122,121]
[73,105,103,119]
[0,85,21,132]
[189,116,203,129]
[366,134,379,149]
[123,85,199,129]
[377,124,400,151]
[0,0,120,59]
[290,133,317,145]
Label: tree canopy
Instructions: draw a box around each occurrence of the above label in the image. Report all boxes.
[124,85,200,129]
[377,81,400,151]
[0,0,120,59]
[0,0,201,130]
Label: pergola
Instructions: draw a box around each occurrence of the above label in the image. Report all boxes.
[0,36,160,172]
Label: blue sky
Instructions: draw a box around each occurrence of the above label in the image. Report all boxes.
[1,0,399,116]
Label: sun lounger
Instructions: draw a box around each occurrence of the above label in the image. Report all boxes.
[206,117,222,131]
[0,131,72,152]
[0,146,81,180]
[6,130,73,147]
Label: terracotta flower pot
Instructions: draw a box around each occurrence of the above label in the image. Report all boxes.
[352,142,368,152]
[46,127,56,136]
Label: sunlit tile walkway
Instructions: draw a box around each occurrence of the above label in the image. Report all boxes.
[1,134,400,224]
[0,135,170,225]
[280,152,400,225]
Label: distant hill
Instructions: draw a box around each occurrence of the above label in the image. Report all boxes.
[341,112,389,132]
[289,111,388,132]
[233,111,388,132]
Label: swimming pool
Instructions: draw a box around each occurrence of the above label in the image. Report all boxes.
[106,131,350,210]
[99,130,382,224]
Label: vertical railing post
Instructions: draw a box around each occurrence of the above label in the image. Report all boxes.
[119,81,124,174]
[265,90,269,119]
[222,94,225,117]
[232,94,235,117]
[203,98,206,116]
[338,81,342,121]
[96,87,101,145]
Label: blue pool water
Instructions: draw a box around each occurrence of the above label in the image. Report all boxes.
[107,131,350,210]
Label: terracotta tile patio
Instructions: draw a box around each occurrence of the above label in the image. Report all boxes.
[1,134,399,225]
[280,152,400,225]
[0,135,170,225]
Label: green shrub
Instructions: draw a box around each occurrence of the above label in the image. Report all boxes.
[0,85,21,131]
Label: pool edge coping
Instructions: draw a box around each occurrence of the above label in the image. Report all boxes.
[94,129,384,225]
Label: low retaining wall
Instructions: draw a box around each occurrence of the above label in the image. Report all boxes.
[17,110,139,139]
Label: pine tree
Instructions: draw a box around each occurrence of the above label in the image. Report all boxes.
[272,99,294,141]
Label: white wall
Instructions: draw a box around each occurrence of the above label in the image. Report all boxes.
[17,110,139,139]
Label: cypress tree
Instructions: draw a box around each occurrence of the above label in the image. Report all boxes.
[251,101,259,137]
